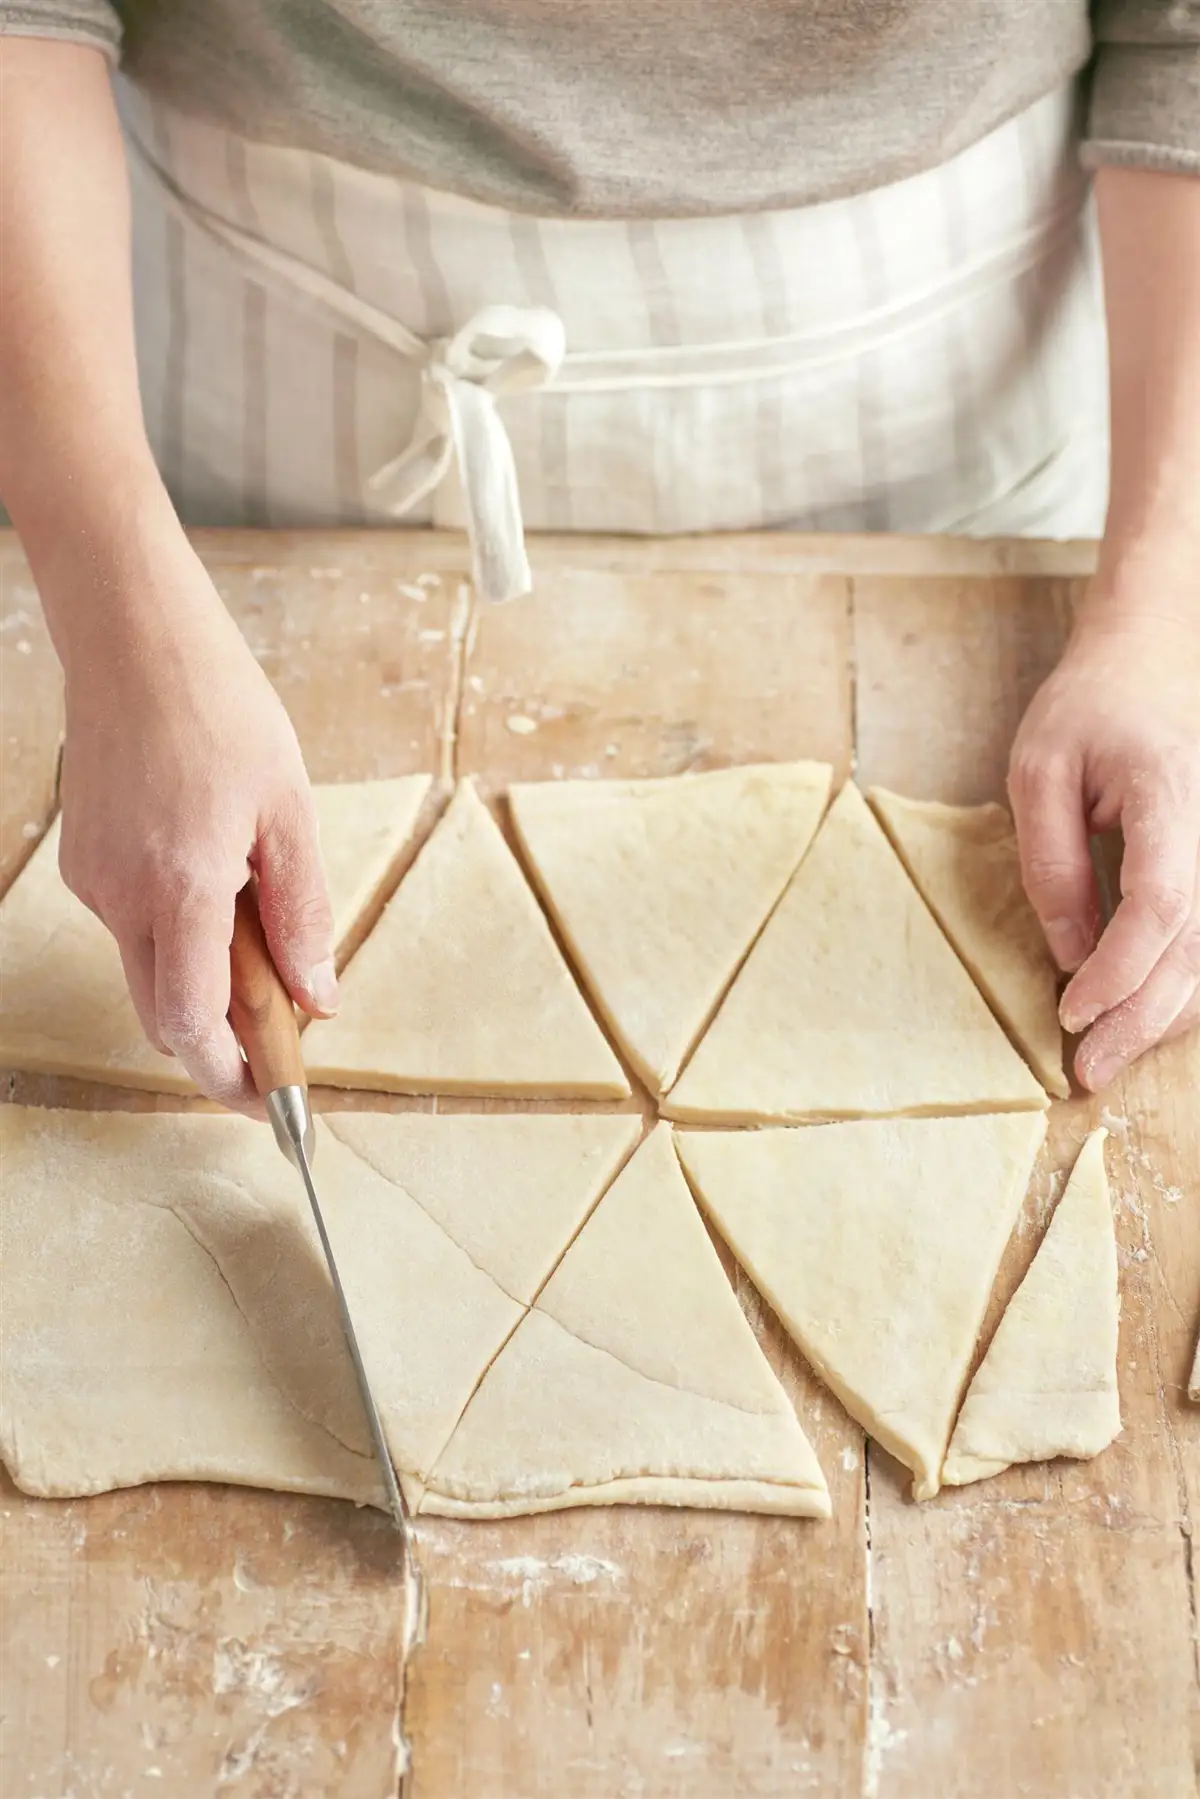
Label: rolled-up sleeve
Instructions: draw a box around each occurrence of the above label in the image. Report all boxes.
[1085,1,1200,177]
[0,2,122,60]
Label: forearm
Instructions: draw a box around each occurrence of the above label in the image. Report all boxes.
[0,39,192,675]
[1092,166,1200,627]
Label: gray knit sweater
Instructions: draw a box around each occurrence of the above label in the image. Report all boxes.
[3,1,1198,217]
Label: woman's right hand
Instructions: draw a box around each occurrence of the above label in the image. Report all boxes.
[0,43,337,1108]
[56,531,339,1111]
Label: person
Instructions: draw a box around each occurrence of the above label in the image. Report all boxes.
[0,5,1197,1111]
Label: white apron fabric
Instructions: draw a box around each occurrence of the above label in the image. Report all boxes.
[121,82,1109,602]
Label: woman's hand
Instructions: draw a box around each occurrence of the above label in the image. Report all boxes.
[1009,590,1200,1092]
[56,532,338,1111]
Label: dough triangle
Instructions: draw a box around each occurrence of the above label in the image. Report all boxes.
[942,1129,1120,1486]
[423,1124,830,1519]
[869,787,1067,1097]
[304,781,629,1097]
[0,776,431,1094]
[509,762,832,1094]
[2,1106,629,1512]
[324,1111,640,1302]
[316,774,433,964]
[675,1111,1048,1499]
[665,783,1048,1124]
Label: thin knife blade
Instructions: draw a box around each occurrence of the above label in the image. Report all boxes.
[292,1138,412,1534]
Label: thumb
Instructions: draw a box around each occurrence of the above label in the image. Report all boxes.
[254,790,339,1017]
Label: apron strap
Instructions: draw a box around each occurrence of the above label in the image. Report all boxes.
[123,122,563,603]
[367,306,565,604]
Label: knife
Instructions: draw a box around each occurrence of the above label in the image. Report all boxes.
[227,883,413,1539]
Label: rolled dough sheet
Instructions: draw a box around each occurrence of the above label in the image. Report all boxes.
[0,1106,382,1506]
[0,1105,636,1510]
[675,1111,1048,1500]
[304,781,630,1098]
[325,1110,641,1303]
[508,761,832,1094]
[868,787,1068,1098]
[942,1128,1120,1485]
[0,776,431,1093]
[664,783,1048,1124]
[423,1124,831,1519]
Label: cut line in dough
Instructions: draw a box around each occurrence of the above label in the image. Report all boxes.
[0,1106,383,1507]
[422,1124,830,1519]
[0,1105,641,1512]
[942,1128,1120,1485]
[664,783,1048,1124]
[868,787,1068,1098]
[0,776,432,1093]
[675,1111,1048,1500]
[508,762,832,1095]
[304,781,630,1098]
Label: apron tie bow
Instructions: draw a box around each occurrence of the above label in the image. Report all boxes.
[367,305,566,603]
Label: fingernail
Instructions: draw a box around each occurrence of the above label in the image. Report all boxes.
[1044,917,1089,973]
[308,958,340,1015]
[1084,1054,1124,1092]
[1059,994,1104,1035]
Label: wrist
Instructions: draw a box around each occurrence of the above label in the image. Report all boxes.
[1082,526,1200,642]
[23,479,231,689]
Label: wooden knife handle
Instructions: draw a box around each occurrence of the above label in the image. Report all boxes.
[229,883,307,1098]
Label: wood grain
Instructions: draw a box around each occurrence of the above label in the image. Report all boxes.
[851,574,1200,1799]
[1,529,1196,1799]
[0,1475,410,1799]
[458,567,854,791]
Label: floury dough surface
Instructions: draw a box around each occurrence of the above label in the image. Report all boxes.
[304,782,630,1098]
[423,1127,830,1518]
[1,1108,826,1518]
[508,762,832,1095]
[942,1129,1120,1485]
[868,788,1068,1098]
[0,776,431,1093]
[676,1112,1048,1500]
[665,784,1049,1124]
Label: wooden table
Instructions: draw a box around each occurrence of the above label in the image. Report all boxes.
[2,529,1198,1799]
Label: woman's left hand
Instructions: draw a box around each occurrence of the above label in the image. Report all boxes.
[1008,587,1200,1092]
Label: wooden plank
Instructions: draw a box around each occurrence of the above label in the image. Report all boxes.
[0,1474,411,1799]
[187,526,1099,581]
[3,531,1196,1799]
[405,556,866,1798]
[851,575,1200,1799]
[851,573,1080,803]
[200,547,462,783]
[0,535,454,1799]
[0,538,64,891]
[457,567,854,792]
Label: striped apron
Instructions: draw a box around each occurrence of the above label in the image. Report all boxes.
[120,82,1108,604]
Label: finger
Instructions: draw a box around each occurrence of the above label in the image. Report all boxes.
[1060,778,1200,1034]
[254,789,339,1018]
[118,933,171,1056]
[1074,912,1200,1091]
[1008,750,1100,972]
[153,896,258,1111]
